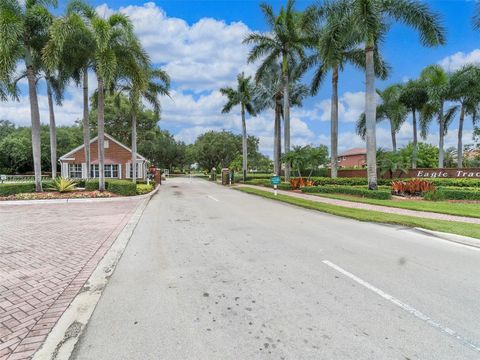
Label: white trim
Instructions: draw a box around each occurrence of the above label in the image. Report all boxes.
[61,163,68,178]
[118,164,122,179]
[125,163,131,179]
[59,133,147,161]
[81,163,87,179]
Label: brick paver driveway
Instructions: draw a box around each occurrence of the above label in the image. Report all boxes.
[0,198,143,360]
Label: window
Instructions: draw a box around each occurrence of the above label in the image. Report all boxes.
[90,164,99,178]
[104,140,109,149]
[68,164,82,178]
[105,164,119,178]
[129,163,141,178]
[90,164,119,178]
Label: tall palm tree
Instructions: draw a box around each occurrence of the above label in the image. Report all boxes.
[399,79,428,168]
[357,84,407,152]
[449,65,480,168]
[0,0,58,191]
[114,66,170,183]
[220,73,256,182]
[244,0,309,181]
[345,0,445,188]
[304,0,389,178]
[44,1,99,180]
[57,10,138,190]
[253,61,309,176]
[420,65,452,168]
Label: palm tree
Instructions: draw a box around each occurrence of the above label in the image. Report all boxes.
[399,79,428,168]
[253,61,309,176]
[44,0,97,179]
[220,73,256,182]
[420,65,452,168]
[345,0,445,189]
[114,66,170,183]
[449,65,480,168]
[0,0,58,191]
[244,0,309,181]
[304,0,389,178]
[56,9,139,190]
[357,84,407,152]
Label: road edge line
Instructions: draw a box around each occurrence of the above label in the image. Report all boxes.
[31,186,158,360]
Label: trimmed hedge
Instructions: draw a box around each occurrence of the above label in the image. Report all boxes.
[0,181,54,196]
[85,179,137,196]
[301,185,392,200]
[307,177,480,188]
[136,184,153,195]
[243,179,292,190]
[439,188,480,200]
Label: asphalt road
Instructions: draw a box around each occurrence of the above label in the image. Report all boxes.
[72,177,480,360]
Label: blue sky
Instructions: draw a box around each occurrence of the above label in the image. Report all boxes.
[3,0,480,156]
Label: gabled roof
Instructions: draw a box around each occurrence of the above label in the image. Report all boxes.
[338,148,367,157]
[59,133,146,161]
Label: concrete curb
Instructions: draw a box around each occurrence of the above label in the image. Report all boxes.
[413,227,480,249]
[0,185,160,206]
[31,186,158,360]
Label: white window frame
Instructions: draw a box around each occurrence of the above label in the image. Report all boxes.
[90,164,119,178]
[68,164,82,178]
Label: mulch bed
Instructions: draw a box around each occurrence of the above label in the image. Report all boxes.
[0,190,118,201]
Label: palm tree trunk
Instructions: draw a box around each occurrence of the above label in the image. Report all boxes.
[457,103,465,169]
[46,78,57,179]
[412,109,418,169]
[241,104,248,182]
[390,120,397,153]
[83,69,90,179]
[273,104,281,176]
[97,77,106,191]
[365,45,377,190]
[282,55,290,181]
[438,101,444,169]
[131,111,137,183]
[25,48,43,192]
[331,65,339,178]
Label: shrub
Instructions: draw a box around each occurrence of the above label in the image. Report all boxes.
[107,180,137,196]
[136,184,153,195]
[290,178,315,190]
[302,185,392,200]
[0,182,36,196]
[85,179,101,191]
[47,177,77,193]
[424,190,446,201]
[439,188,480,200]
[391,179,435,196]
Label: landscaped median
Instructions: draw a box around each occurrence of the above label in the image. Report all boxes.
[235,186,480,240]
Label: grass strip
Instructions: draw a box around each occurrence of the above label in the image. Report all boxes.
[235,186,480,240]
[307,193,480,219]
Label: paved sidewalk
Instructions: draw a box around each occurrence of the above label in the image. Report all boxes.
[0,197,143,360]
[239,184,480,225]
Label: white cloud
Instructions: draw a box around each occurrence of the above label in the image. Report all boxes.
[99,2,254,93]
[438,49,480,72]
[317,91,366,123]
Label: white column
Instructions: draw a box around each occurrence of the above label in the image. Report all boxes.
[81,163,87,179]
[62,162,68,178]
[118,164,122,179]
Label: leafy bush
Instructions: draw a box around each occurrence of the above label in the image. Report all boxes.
[423,190,446,201]
[439,188,480,200]
[136,184,153,195]
[107,180,137,196]
[290,177,315,189]
[85,179,137,196]
[47,177,77,193]
[302,185,392,200]
[391,179,435,196]
[0,182,36,196]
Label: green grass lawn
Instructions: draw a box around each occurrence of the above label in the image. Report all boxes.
[307,193,480,218]
[236,187,480,240]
